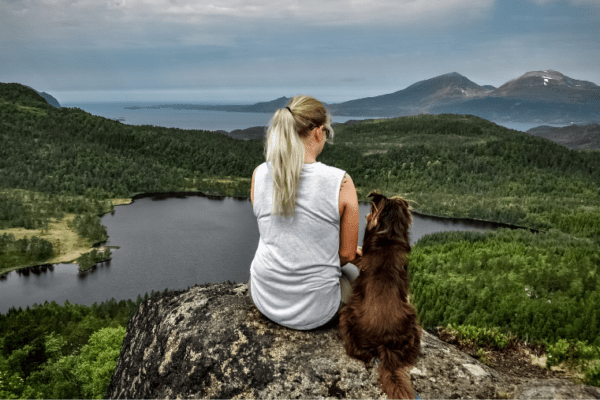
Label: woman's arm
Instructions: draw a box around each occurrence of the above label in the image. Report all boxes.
[338,173,360,266]
[251,166,259,205]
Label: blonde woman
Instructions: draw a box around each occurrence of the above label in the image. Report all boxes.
[249,95,362,330]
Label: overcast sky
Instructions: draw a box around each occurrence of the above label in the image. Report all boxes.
[1,0,599,103]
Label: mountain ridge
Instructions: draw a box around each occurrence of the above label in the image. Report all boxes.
[491,70,600,103]
[328,70,600,122]
[328,72,494,116]
[122,69,599,123]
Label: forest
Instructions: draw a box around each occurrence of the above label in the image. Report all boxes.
[1,83,599,395]
[0,292,165,399]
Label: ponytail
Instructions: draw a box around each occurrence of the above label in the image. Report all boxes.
[264,95,333,217]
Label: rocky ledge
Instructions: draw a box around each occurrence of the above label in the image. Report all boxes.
[106,282,600,399]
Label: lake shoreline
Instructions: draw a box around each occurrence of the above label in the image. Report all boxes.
[125,190,540,233]
[0,188,539,278]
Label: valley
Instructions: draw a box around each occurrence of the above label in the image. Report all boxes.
[1,82,599,396]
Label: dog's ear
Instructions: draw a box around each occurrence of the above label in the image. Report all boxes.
[368,191,387,215]
[368,191,387,205]
[367,191,387,229]
[390,196,411,211]
[390,196,413,229]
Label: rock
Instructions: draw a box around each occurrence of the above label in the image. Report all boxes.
[106,283,599,399]
[513,382,600,399]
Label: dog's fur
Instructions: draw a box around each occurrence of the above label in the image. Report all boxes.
[339,191,421,399]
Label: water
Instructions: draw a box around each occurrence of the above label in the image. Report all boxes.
[62,101,568,133]
[0,105,541,313]
[492,121,573,132]
[0,195,503,313]
[62,102,376,132]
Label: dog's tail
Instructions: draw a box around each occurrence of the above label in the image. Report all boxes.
[376,330,421,399]
[377,344,415,399]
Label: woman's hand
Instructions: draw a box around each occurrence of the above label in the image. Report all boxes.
[351,246,363,269]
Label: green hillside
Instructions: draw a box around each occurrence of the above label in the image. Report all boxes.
[0,83,263,274]
[2,82,599,239]
[321,115,600,239]
[0,83,261,199]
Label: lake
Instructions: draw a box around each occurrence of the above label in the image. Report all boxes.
[0,104,546,314]
[0,195,503,313]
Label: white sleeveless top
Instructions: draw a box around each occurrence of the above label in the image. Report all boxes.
[250,161,346,330]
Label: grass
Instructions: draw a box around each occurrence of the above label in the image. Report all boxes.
[0,177,252,275]
[110,198,133,206]
[0,178,253,274]
[0,214,94,275]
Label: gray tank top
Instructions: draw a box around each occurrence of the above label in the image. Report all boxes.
[250,161,346,330]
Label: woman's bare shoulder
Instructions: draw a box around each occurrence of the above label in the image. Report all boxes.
[340,172,352,192]
[339,173,357,214]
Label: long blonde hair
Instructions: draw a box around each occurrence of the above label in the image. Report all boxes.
[265,95,334,217]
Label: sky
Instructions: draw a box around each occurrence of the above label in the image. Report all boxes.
[1,0,599,104]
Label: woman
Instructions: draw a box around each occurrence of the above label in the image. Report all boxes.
[249,95,362,330]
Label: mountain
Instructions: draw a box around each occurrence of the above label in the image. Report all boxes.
[526,123,600,150]
[491,70,600,103]
[38,91,61,108]
[205,96,292,113]
[125,73,492,117]
[23,85,61,108]
[328,72,493,116]
[122,70,600,124]
[435,70,600,124]
[125,96,292,113]
[329,70,600,123]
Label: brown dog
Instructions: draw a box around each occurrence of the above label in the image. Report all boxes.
[339,191,421,399]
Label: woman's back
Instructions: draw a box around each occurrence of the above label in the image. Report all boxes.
[250,161,346,330]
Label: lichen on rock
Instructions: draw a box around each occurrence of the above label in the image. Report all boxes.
[106,282,600,399]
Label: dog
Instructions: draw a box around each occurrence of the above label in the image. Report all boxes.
[339,191,421,399]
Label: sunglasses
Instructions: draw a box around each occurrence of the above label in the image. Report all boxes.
[322,125,331,140]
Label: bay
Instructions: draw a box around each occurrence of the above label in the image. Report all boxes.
[61,101,567,133]
[61,102,376,132]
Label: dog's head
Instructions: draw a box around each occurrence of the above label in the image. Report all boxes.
[363,191,412,251]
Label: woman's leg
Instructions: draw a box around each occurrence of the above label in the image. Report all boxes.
[308,263,361,330]
[339,263,360,307]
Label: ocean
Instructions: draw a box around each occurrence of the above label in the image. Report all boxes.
[61,102,377,132]
[61,101,563,133]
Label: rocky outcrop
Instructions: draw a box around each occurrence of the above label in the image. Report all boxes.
[106,282,600,399]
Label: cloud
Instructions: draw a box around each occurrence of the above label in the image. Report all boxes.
[3,0,496,48]
[3,0,598,97]
[91,0,496,24]
[528,0,600,6]
[528,0,558,4]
